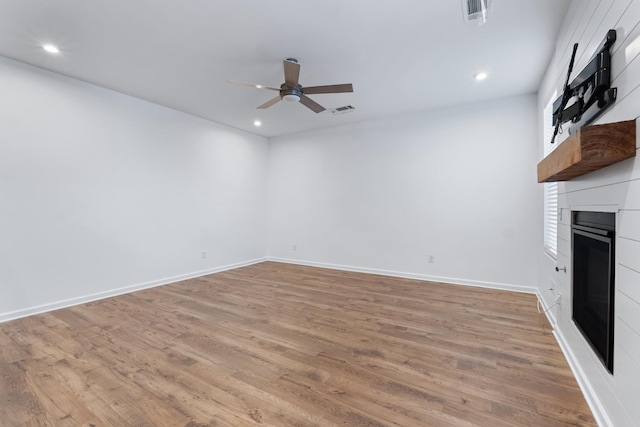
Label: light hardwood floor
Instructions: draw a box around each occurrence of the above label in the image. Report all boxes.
[1,262,596,426]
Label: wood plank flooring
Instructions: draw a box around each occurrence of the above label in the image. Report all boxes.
[0,262,596,426]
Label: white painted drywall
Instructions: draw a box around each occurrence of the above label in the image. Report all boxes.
[0,56,268,321]
[537,0,640,425]
[267,94,540,292]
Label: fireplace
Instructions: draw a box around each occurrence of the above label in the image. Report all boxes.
[572,211,615,374]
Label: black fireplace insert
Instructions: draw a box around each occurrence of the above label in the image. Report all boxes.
[572,211,615,374]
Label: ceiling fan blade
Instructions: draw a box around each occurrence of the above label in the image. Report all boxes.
[283,60,300,87]
[227,80,279,91]
[299,95,326,113]
[303,83,354,95]
[257,95,282,109]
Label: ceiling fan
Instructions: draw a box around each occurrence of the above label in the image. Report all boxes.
[228,58,353,113]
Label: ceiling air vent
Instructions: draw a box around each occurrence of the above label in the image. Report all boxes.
[462,0,491,25]
[331,105,355,115]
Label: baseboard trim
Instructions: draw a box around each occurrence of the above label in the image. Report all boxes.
[537,294,611,427]
[553,329,612,427]
[267,257,537,294]
[0,257,267,324]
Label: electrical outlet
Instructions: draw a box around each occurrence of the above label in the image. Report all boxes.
[428,255,435,263]
[201,250,207,259]
[292,244,297,251]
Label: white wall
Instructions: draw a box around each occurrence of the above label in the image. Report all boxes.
[537,1,640,425]
[0,56,268,321]
[267,94,540,292]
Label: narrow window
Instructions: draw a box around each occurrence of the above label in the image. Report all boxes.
[543,94,558,258]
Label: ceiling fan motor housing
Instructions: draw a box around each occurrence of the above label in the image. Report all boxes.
[280,84,303,102]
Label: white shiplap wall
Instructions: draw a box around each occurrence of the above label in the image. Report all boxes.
[538,1,640,426]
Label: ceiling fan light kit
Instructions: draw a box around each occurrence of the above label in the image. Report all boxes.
[282,94,300,102]
[229,58,353,113]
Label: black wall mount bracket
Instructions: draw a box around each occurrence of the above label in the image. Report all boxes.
[551,29,617,144]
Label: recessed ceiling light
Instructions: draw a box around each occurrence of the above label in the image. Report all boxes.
[253,120,262,127]
[42,44,60,54]
[474,72,488,81]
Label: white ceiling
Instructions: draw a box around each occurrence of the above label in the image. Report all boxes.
[0,0,571,138]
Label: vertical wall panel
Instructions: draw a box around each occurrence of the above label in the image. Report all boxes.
[618,263,640,304]
[538,1,640,425]
[617,320,640,376]
[619,210,640,240]
[618,290,640,334]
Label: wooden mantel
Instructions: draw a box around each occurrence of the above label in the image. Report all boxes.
[537,120,636,182]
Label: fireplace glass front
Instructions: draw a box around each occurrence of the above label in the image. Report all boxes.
[572,211,615,374]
